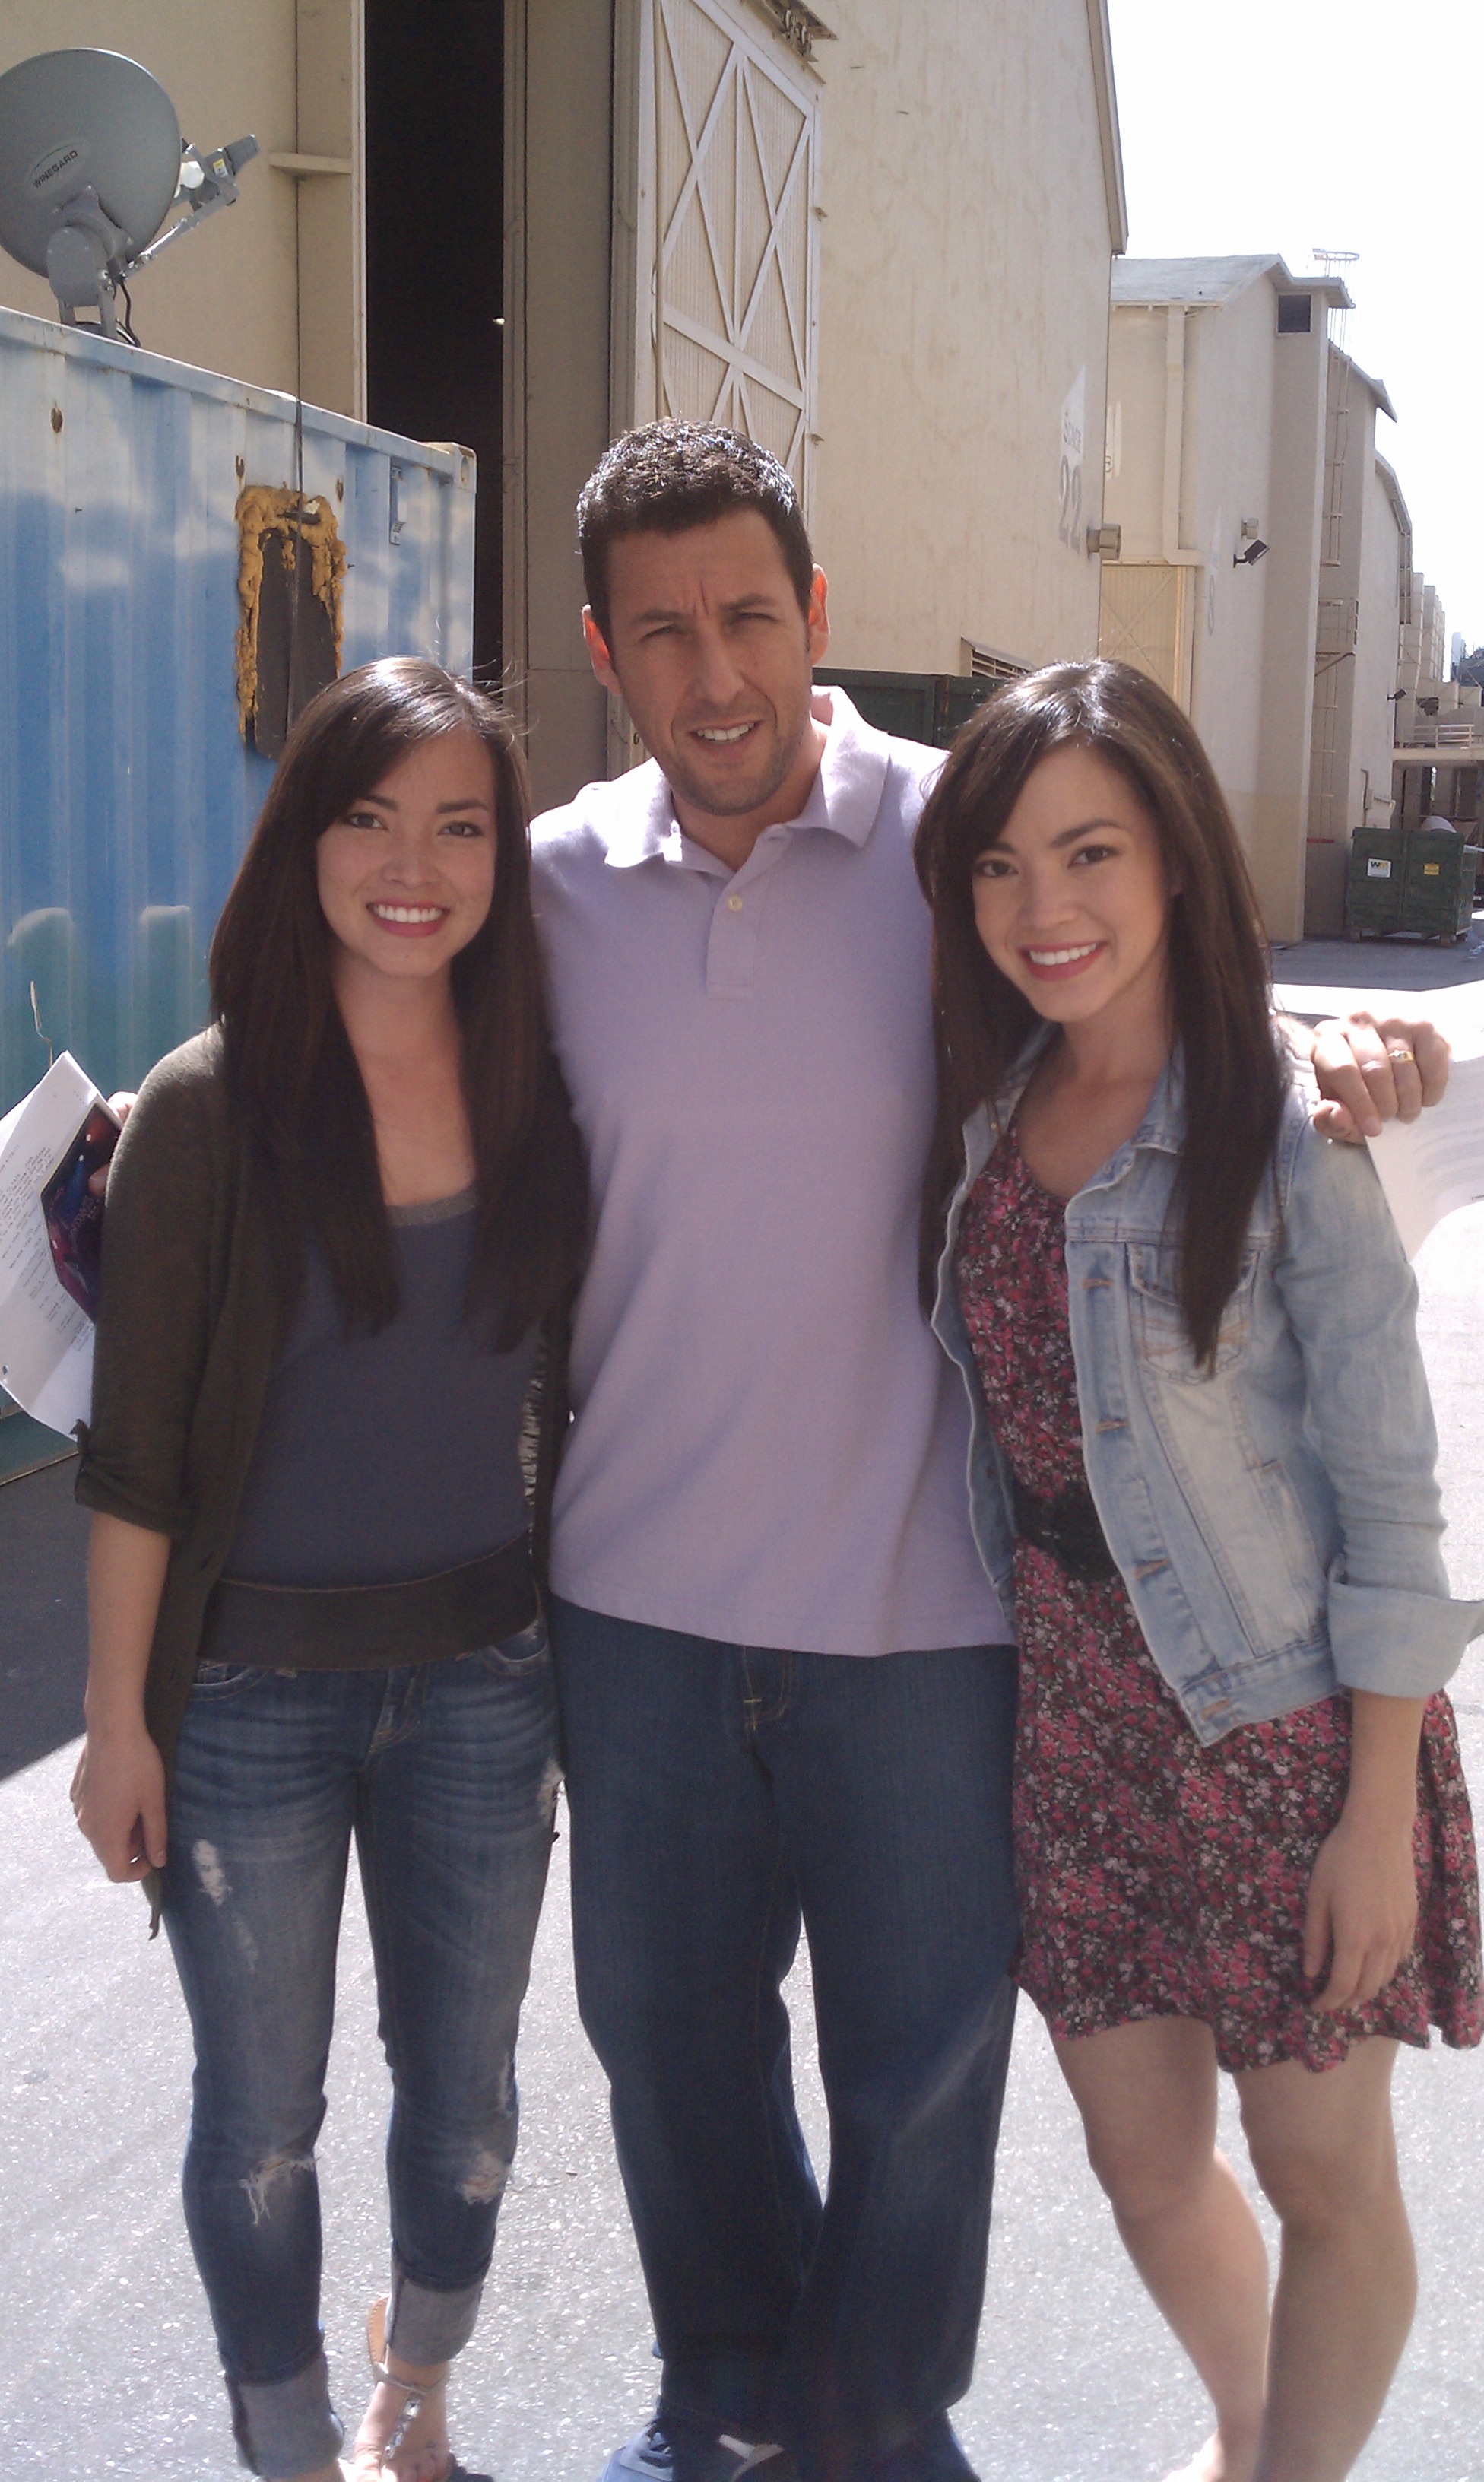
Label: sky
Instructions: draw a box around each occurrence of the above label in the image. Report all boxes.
[1105,0,1482,659]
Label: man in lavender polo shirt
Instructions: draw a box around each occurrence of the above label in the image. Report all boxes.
[534,427,1013,2482]
[531,426,1444,2482]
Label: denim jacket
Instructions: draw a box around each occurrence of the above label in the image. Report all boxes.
[931,1037,1484,1744]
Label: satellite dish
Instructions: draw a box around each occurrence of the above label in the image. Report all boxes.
[0,49,257,340]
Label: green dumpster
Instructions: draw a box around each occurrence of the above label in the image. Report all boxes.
[1345,826,1405,938]
[1401,828,1477,941]
[813,669,1007,750]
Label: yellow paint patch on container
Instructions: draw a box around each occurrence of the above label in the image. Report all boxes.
[234,487,347,751]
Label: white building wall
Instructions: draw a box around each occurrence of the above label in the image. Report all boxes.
[1102,306,1172,560]
[1420,582,1448,685]
[1253,290,1330,940]
[1181,279,1276,860]
[1398,569,1425,695]
[1101,265,1410,942]
[1102,266,1323,937]
[810,0,1123,674]
[1350,456,1406,836]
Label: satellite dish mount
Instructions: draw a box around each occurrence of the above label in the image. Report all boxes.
[0,51,258,341]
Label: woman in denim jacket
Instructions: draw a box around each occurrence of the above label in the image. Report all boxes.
[913,659,1482,2482]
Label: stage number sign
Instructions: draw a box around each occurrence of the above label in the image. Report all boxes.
[1059,367,1086,554]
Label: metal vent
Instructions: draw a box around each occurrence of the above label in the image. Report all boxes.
[966,643,1029,686]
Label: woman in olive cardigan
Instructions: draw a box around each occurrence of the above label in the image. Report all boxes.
[70,660,586,2482]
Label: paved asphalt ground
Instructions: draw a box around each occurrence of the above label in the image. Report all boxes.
[3,944,1483,2482]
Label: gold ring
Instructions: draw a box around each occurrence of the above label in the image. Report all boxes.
[1387,1045,1415,1065]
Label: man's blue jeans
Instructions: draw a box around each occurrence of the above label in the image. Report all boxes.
[552,1603,1020,2481]
[159,1624,558,2480]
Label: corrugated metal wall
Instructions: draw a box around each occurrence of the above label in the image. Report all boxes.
[0,304,475,1113]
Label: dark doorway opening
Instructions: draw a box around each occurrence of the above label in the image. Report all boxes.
[364,2,504,676]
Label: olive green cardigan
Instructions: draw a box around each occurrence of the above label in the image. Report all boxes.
[76,1029,569,1808]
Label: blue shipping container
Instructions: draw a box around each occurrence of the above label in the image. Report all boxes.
[0,302,475,1113]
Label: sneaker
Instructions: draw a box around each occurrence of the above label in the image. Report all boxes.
[598,2412,794,2482]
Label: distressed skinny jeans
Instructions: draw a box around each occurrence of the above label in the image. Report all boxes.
[159,1623,559,2479]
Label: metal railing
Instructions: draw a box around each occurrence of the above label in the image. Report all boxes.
[1394,716,1484,751]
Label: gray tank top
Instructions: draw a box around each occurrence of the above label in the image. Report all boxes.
[225,1189,538,1589]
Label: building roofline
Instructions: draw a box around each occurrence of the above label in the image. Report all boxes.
[1086,0,1129,253]
[1375,455,1413,625]
[1111,252,1352,310]
[1333,344,1396,423]
[1375,454,1410,532]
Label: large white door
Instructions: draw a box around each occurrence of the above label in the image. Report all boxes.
[1098,563,1194,709]
[617,0,822,507]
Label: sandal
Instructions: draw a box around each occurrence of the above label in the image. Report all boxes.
[361,2297,493,2482]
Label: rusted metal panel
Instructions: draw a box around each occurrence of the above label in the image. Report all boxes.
[0,302,475,1112]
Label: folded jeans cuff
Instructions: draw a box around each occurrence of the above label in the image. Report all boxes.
[227,2349,343,2479]
[385,2261,485,2365]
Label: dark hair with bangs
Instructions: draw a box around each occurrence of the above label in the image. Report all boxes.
[577,421,816,643]
[210,657,587,1346]
[912,658,1287,1367]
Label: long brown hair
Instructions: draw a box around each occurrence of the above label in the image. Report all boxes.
[912,659,1286,1366]
[210,658,587,1344]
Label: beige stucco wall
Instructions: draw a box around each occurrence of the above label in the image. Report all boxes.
[1104,282,1279,889]
[1102,307,1169,561]
[1103,270,1350,940]
[809,0,1118,675]
[1104,285,1279,820]
[0,2,361,412]
[1181,282,1276,849]
[503,0,614,815]
[1349,455,1406,826]
[1246,303,1327,941]
[1303,363,1400,935]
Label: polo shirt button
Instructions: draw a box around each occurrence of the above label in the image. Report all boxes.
[725,893,744,912]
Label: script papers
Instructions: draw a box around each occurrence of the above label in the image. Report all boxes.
[1365,995,1484,1260]
[0,1053,118,1435]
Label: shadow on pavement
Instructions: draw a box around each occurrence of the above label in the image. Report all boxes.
[0,1458,89,1780]
[1273,911,1484,994]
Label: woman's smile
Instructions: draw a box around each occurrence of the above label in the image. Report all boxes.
[366,897,452,935]
[1021,938,1107,980]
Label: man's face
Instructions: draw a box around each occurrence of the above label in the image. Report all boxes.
[583,509,829,822]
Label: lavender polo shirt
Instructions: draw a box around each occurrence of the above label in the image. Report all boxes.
[530,687,1010,1657]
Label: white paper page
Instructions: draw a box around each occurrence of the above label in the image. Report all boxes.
[1367,1014,1484,1259]
[0,1052,103,1433]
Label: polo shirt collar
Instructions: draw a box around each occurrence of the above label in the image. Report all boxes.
[601,685,892,870]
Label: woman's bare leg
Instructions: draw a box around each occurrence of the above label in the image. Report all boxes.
[1235,2037,1413,2482]
[1054,2018,1270,2482]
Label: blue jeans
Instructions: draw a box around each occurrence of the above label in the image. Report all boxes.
[159,1623,558,2480]
[552,1603,1020,2482]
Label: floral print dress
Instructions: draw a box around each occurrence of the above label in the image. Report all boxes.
[955,1123,1483,2073]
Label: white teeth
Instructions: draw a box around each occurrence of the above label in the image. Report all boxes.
[695,722,755,743]
[1028,942,1100,966]
[370,904,444,923]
